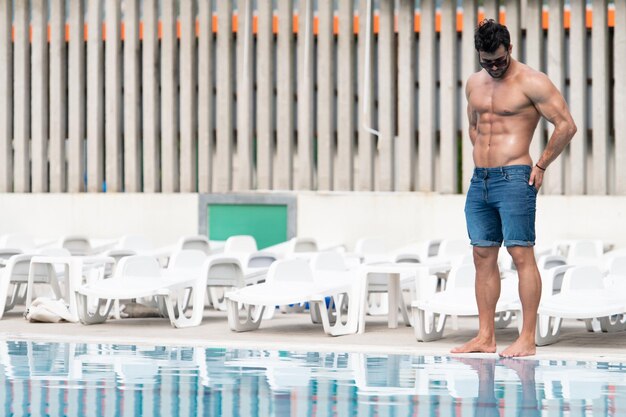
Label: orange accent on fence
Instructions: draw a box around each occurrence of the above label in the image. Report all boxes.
[12,8,618,43]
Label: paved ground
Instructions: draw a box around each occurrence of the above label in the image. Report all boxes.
[1,306,624,362]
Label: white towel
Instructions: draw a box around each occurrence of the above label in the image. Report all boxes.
[24,297,77,323]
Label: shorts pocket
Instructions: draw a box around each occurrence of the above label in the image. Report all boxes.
[504,172,530,182]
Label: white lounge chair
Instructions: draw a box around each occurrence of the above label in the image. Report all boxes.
[225,258,362,336]
[224,235,258,253]
[175,235,211,255]
[536,265,626,346]
[518,253,571,307]
[603,250,626,275]
[75,254,208,328]
[222,235,277,270]
[288,237,318,253]
[354,238,395,315]
[411,263,518,342]
[0,253,63,318]
[58,235,93,256]
[430,239,473,268]
[1,247,81,318]
[204,255,267,311]
[105,234,172,266]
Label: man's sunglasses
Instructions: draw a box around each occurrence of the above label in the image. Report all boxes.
[478,51,509,70]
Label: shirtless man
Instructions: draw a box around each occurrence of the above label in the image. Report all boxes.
[453,19,577,357]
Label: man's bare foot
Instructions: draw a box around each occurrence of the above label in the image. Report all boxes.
[499,337,536,358]
[451,336,496,354]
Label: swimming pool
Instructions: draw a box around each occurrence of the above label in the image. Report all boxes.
[1,340,624,416]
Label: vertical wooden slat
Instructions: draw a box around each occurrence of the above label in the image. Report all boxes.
[317,0,334,191]
[377,0,395,191]
[180,0,197,192]
[296,0,315,190]
[568,0,587,194]
[483,0,499,22]
[31,0,48,192]
[397,0,415,192]
[615,0,626,194]
[439,0,458,194]
[336,0,355,191]
[68,0,85,192]
[526,0,544,166]
[418,0,436,191]
[591,0,609,195]
[461,0,478,193]
[87,0,104,192]
[198,0,214,193]
[505,0,522,60]
[357,0,375,191]
[215,0,234,192]
[143,0,160,192]
[256,0,273,190]
[14,0,30,192]
[544,0,565,195]
[276,1,295,190]
[0,0,11,192]
[161,0,179,192]
[124,0,141,192]
[236,0,254,190]
[50,0,67,192]
[105,0,122,192]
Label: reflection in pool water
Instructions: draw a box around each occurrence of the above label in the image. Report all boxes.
[0,340,625,416]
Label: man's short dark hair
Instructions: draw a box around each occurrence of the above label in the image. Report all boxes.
[474,19,510,53]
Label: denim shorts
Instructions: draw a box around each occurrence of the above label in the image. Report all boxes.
[465,165,537,247]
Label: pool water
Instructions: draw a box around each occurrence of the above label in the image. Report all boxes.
[1,340,625,416]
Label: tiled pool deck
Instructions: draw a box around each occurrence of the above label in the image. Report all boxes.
[1,308,624,361]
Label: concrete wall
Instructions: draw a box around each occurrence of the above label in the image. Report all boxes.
[297,193,626,251]
[1,193,624,250]
[0,193,199,247]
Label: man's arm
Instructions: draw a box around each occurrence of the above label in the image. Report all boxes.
[525,72,577,187]
[466,77,479,147]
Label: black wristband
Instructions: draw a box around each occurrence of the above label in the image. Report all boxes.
[535,163,546,171]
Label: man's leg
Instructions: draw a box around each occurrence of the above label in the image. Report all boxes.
[500,246,541,357]
[451,246,500,353]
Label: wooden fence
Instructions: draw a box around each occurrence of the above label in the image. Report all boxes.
[0,0,624,195]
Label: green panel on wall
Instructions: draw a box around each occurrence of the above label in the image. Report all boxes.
[208,204,288,249]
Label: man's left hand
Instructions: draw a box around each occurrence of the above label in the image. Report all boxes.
[529,165,544,191]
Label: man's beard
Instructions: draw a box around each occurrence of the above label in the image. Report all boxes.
[487,61,510,79]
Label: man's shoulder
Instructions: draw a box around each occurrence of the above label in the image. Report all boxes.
[466,71,484,88]
[515,62,550,85]
[513,63,558,102]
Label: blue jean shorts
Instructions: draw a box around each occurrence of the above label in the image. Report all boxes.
[465,165,537,247]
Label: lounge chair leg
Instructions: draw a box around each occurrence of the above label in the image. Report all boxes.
[367,293,388,316]
[227,299,264,332]
[312,290,359,336]
[585,318,602,332]
[310,297,337,325]
[411,306,446,342]
[279,303,306,314]
[163,285,205,328]
[599,315,626,332]
[5,284,20,312]
[535,314,562,346]
[495,311,513,329]
[76,293,112,325]
[209,287,227,311]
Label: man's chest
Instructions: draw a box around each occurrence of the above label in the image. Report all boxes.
[469,84,535,117]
